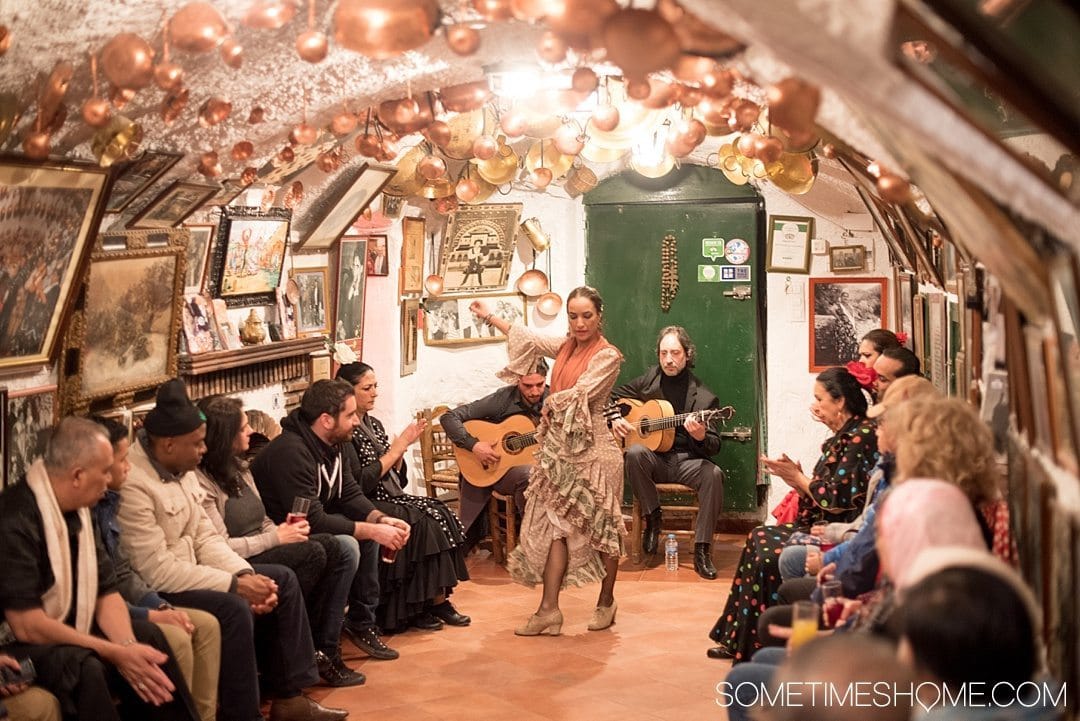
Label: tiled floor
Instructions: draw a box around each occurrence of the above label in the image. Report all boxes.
[309,534,744,721]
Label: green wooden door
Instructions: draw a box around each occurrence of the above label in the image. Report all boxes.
[584,166,765,519]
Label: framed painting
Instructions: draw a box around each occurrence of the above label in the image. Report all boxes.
[202,179,246,208]
[62,230,186,408]
[400,297,419,377]
[0,157,111,371]
[182,224,215,291]
[291,267,330,336]
[292,162,395,252]
[438,204,523,294]
[400,216,425,295]
[766,215,813,274]
[365,235,389,277]
[334,236,368,347]
[5,385,57,486]
[105,150,183,213]
[828,245,867,272]
[808,277,888,372]
[127,180,219,229]
[206,206,290,308]
[894,268,916,350]
[423,292,526,347]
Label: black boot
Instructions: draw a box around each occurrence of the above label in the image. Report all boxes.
[643,508,662,555]
[694,543,717,580]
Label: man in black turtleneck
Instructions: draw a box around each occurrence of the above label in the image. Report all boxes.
[611,327,725,579]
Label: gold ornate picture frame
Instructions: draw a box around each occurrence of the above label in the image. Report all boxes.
[60,229,187,412]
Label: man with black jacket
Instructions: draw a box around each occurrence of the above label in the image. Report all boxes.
[611,327,725,579]
[251,380,407,662]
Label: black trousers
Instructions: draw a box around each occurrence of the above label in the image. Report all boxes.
[6,619,198,721]
[756,577,818,647]
[163,564,318,721]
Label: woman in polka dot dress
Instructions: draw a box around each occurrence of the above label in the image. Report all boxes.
[708,367,879,661]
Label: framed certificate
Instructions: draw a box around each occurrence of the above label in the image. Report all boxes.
[766,215,813,273]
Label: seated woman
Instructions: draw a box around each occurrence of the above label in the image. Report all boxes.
[335,362,470,634]
[898,549,1060,720]
[708,366,879,662]
[192,395,364,688]
[889,396,1017,565]
[856,329,901,368]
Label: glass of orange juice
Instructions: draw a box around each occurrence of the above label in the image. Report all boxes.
[789,600,819,650]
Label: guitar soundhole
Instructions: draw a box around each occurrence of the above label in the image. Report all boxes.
[638,416,651,435]
[503,433,522,455]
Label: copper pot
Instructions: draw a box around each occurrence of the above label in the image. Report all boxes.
[378,96,433,136]
[334,0,440,58]
[169,2,229,54]
[516,269,549,297]
[536,291,563,317]
[101,33,155,90]
[424,274,445,296]
[473,138,519,185]
[439,80,492,113]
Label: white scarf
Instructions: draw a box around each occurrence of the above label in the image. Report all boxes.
[25,458,97,634]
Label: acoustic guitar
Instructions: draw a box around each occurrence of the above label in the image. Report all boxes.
[452,415,539,488]
[614,398,735,452]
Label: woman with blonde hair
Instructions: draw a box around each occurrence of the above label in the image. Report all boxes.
[889,396,1017,564]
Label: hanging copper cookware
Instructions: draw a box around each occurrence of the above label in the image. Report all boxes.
[525,141,573,180]
[768,152,818,195]
[420,176,454,199]
[516,268,549,297]
[472,136,519,185]
[333,0,440,58]
[536,291,563,317]
[383,144,425,197]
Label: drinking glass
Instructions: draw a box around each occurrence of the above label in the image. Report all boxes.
[821,580,844,628]
[286,497,310,525]
[790,600,819,650]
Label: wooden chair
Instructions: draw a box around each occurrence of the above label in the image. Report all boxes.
[629,484,700,564]
[417,406,460,510]
[416,405,519,564]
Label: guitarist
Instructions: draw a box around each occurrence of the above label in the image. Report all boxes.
[441,358,549,546]
[610,326,724,579]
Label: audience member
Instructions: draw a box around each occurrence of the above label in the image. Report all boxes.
[0,417,198,721]
[873,346,921,396]
[0,652,61,721]
[117,380,346,721]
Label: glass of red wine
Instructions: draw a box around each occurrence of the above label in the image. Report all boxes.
[286,497,310,525]
[821,580,844,627]
[380,545,398,563]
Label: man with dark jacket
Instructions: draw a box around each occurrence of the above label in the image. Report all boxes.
[611,326,725,579]
[251,380,407,662]
[440,358,548,543]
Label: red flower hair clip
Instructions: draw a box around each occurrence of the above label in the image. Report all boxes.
[895,331,909,345]
[845,360,878,390]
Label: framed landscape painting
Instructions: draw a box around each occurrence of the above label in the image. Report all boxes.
[63,232,186,406]
[0,157,111,371]
[808,277,888,372]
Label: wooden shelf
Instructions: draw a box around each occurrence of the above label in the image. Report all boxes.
[179,336,325,376]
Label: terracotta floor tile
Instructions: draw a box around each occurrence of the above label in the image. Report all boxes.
[315,545,738,721]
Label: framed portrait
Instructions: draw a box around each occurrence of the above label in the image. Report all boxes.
[5,385,57,486]
[182,224,215,291]
[291,267,330,336]
[400,297,420,377]
[423,292,526,347]
[334,236,368,347]
[400,216,425,295]
[828,245,867,272]
[0,157,111,371]
[105,150,183,213]
[365,235,389,277]
[808,277,888,372]
[438,204,523,294]
[206,206,290,308]
[61,230,186,408]
[181,293,220,354]
[292,162,395,252]
[128,180,218,229]
[766,215,813,274]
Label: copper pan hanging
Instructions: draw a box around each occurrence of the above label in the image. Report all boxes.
[420,176,454,199]
[442,106,495,159]
[473,136,519,185]
[383,144,425,196]
[525,141,573,180]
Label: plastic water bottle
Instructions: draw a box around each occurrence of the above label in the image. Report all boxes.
[665,534,678,571]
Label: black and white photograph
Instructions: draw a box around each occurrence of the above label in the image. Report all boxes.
[182,293,220,354]
[105,150,183,214]
[828,244,867,272]
[438,204,522,293]
[183,224,215,290]
[128,180,219,229]
[5,386,57,486]
[291,267,330,336]
[335,236,368,347]
[423,292,525,347]
[808,277,887,371]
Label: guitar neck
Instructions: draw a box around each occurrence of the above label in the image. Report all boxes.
[505,431,539,452]
[637,410,720,433]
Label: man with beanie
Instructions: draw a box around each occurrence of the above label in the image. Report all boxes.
[251,379,405,662]
[118,379,348,721]
[611,326,726,580]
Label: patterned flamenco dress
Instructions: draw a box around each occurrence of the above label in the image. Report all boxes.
[709,416,879,661]
[500,324,627,588]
